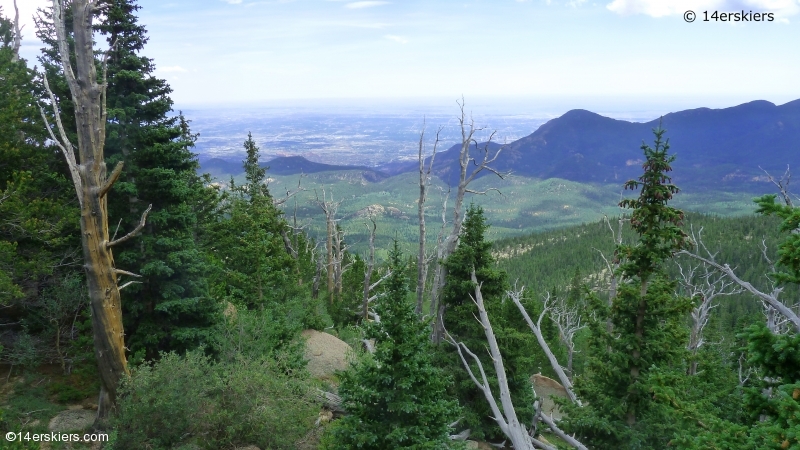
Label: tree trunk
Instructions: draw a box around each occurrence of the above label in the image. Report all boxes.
[46,0,151,423]
[627,277,648,425]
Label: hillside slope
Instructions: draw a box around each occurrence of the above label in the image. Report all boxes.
[428,99,800,189]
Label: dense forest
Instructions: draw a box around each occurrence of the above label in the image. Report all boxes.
[1,1,799,449]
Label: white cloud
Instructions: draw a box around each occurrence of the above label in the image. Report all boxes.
[223,0,243,3]
[384,34,408,43]
[158,66,188,73]
[606,0,800,17]
[345,1,390,9]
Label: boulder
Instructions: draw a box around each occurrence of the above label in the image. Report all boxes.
[531,373,568,419]
[48,409,95,433]
[302,330,353,380]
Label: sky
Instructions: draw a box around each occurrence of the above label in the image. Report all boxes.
[4,0,800,115]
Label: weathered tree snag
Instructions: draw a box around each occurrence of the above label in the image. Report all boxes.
[509,288,581,405]
[430,98,507,343]
[314,189,342,304]
[444,273,534,450]
[548,291,586,380]
[10,0,22,62]
[415,120,441,316]
[362,219,376,321]
[445,272,587,450]
[43,0,152,423]
[676,233,742,375]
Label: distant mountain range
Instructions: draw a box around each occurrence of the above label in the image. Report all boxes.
[429,99,800,189]
[199,99,800,191]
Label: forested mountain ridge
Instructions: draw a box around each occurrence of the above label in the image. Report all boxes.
[428,99,800,188]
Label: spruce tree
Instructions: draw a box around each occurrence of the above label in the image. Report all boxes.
[0,8,81,347]
[439,204,536,440]
[561,127,694,448]
[206,133,305,311]
[93,0,220,357]
[323,241,460,449]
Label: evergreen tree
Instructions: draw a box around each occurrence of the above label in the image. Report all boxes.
[93,0,220,357]
[439,204,536,440]
[0,7,82,363]
[323,241,460,449]
[207,133,296,308]
[562,127,695,448]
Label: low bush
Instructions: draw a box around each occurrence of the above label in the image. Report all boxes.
[110,351,319,450]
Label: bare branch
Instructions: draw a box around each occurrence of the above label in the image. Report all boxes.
[509,287,581,405]
[539,413,588,450]
[52,0,79,94]
[760,165,793,208]
[273,175,306,206]
[99,161,124,199]
[39,74,82,206]
[678,249,800,333]
[113,269,141,278]
[118,281,141,291]
[106,204,153,249]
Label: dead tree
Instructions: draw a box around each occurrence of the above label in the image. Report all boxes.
[358,218,392,324]
[445,271,587,450]
[548,292,587,381]
[430,98,508,343]
[10,0,22,62]
[679,228,800,334]
[415,120,442,315]
[508,288,581,405]
[676,227,743,375]
[314,188,343,304]
[39,0,152,421]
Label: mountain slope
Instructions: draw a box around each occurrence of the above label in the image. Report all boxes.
[428,99,800,189]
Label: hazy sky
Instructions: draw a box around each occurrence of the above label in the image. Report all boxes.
[4,0,800,114]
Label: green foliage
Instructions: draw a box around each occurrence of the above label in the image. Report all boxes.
[111,350,318,450]
[561,127,697,448]
[437,204,537,440]
[323,242,460,449]
[754,193,800,285]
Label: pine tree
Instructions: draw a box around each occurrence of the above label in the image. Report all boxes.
[561,126,694,448]
[0,7,81,355]
[439,204,536,440]
[323,241,460,449]
[92,0,220,357]
[207,133,300,309]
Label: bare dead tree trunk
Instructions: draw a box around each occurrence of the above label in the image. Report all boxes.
[509,288,581,405]
[548,291,586,381]
[595,213,627,336]
[363,219,376,321]
[416,120,441,316]
[41,0,153,423]
[10,0,22,62]
[430,98,508,343]
[676,233,742,375]
[446,272,586,450]
[314,189,342,304]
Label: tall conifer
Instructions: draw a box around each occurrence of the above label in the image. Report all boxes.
[95,0,219,357]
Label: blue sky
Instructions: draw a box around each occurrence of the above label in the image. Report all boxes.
[5,0,800,115]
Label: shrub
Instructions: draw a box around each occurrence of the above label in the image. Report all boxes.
[111,351,319,450]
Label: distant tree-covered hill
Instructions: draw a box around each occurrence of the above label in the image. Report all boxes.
[427,99,800,190]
